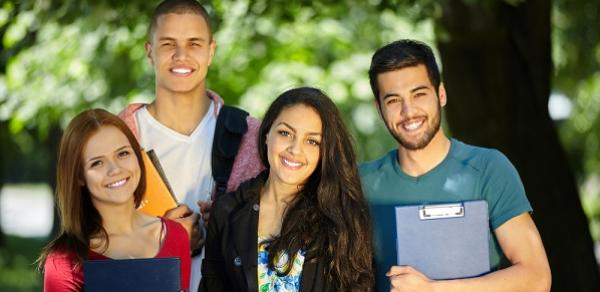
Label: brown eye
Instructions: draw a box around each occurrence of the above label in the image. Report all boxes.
[386,98,399,105]
[307,139,320,146]
[90,160,103,168]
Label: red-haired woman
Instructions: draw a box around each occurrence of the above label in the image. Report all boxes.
[37,109,191,291]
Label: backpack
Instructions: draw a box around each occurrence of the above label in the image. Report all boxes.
[211,105,249,199]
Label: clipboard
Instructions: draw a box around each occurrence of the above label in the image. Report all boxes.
[395,200,490,280]
[83,257,180,292]
[137,149,178,216]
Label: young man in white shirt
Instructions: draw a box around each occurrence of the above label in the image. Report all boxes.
[119,1,263,290]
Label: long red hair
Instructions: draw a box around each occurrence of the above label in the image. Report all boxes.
[38,108,146,268]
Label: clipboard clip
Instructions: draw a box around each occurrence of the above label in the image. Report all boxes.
[419,203,464,220]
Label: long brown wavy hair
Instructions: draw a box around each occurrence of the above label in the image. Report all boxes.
[37,108,146,269]
[258,87,374,291]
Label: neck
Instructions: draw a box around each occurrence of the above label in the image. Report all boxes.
[261,176,299,206]
[94,201,139,235]
[150,87,211,135]
[397,130,451,177]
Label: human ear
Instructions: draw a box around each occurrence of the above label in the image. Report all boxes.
[207,39,217,66]
[438,83,447,107]
[144,42,154,65]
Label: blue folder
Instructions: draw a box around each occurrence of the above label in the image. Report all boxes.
[395,200,490,280]
[83,257,181,292]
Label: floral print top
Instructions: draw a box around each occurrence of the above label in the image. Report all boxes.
[257,235,305,292]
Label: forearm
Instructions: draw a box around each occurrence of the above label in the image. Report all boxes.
[432,261,551,292]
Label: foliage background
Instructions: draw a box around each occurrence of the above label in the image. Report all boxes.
[0,0,599,291]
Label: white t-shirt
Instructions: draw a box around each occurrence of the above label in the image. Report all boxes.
[135,102,216,211]
[135,101,217,291]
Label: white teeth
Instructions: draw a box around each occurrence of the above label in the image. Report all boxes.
[282,157,302,167]
[171,68,192,74]
[106,178,127,188]
[403,120,423,131]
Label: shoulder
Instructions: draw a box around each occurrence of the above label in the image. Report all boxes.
[44,249,78,271]
[236,115,261,159]
[207,89,225,109]
[43,250,83,292]
[162,217,188,239]
[118,103,146,120]
[225,108,265,192]
[215,172,264,215]
[448,139,514,174]
[243,115,261,143]
[245,116,261,133]
[359,149,397,178]
[450,140,531,228]
[118,103,146,140]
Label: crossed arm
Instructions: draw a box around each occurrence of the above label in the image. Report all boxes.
[387,213,551,292]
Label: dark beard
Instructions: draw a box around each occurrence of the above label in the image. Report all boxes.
[387,103,442,150]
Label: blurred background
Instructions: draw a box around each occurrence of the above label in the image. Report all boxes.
[0,0,599,291]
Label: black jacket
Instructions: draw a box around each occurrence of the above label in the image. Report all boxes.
[199,171,331,292]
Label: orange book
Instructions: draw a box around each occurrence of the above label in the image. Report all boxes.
[137,150,178,216]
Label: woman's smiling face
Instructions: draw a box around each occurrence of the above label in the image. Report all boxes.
[265,104,322,189]
[81,125,141,208]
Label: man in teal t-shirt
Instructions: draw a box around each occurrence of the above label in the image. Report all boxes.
[360,39,551,292]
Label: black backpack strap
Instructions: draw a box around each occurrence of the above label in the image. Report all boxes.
[211,105,249,199]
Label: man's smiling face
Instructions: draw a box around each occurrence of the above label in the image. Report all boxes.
[146,13,215,95]
[376,64,446,150]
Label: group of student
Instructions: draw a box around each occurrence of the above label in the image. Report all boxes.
[36,0,552,291]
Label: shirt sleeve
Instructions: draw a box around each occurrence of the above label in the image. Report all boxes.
[481,150,533,230]
[43,251,83,292]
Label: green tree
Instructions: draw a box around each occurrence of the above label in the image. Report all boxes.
[0,0,599,290]
[436,0,599,290]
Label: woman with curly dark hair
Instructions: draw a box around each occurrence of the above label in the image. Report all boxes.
[200,87,374,292]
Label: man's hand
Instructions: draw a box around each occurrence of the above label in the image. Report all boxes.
[164,204,203,252]
[387,266,435,292]
[197,200,213,228]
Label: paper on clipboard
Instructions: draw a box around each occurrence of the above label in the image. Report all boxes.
[395,200,490,280]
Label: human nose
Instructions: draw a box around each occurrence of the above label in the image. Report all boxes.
[172,45,188,61]
[400,99,414,116]
[106,159,123,176]
[287,136,302,154]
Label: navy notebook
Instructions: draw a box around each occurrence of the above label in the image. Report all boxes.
[395,200,490,280]
[83,257,181,292]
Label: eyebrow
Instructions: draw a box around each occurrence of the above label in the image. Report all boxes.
[411,85,430,93]
[278,122,322,136]
[381,85,432,100]
[86,145,130,162]
[158,37,208,42]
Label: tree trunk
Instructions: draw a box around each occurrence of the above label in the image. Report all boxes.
[437,0,600,291]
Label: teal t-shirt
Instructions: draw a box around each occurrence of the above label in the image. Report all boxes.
[359,139,532,292]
